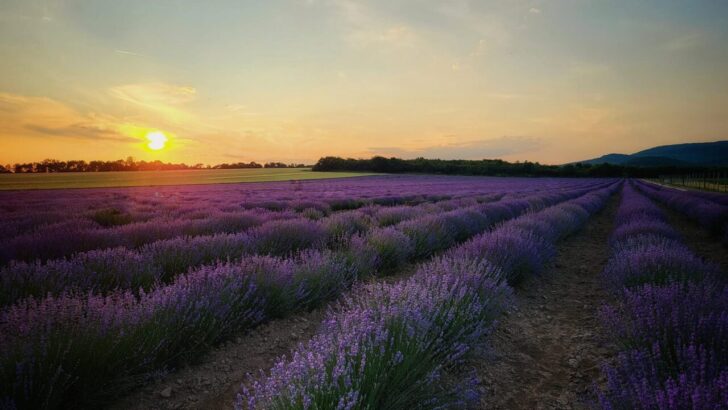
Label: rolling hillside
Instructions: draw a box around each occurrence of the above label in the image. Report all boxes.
[573,140,728,167]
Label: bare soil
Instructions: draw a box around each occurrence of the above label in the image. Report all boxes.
[475,195,620,409]
[109,308,326,410]
[109,264,419,410]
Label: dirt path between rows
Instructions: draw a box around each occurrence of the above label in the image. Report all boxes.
[475,194,620,409]
[109,308,325,410]
[110,264,419,410]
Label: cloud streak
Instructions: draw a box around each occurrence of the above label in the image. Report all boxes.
[109,83,197,124]
[114,49,145,57]
[25,124,137,142]
[0,93,135,142]
[110,83,196,106]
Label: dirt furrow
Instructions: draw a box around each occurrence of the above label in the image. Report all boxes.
[476,195,620,409]
[110,266,422,410]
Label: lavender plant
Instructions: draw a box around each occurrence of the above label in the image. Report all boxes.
[595,183,727,409]
[0,177,618,409]
[239,183,619,409]
[237,268,511,410]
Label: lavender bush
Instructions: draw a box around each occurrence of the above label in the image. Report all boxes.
[237,268,512,410]
[595,183,727,409]
[603,243,719,288]
[597,347,728,410]
[634,180,728,240]
[0,177,618,409]
[239,183,619,409]
[600,282,727,374]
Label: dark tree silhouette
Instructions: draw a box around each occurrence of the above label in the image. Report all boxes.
[5,158,309,173]
[312,156,728,178]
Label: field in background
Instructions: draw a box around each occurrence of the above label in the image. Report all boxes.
[0,168,377,190]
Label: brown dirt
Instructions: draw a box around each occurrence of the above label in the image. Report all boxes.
[109,308,326,410]
[109,263,419,410]
[475,194,620,410]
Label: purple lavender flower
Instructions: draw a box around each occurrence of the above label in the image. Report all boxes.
[603,243,719,288]
[237,269,511,409]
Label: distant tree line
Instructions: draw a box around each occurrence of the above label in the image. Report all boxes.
[312,156,728,178]
[0,158,308,173]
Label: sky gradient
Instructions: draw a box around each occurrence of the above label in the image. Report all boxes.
[1,0,727,165]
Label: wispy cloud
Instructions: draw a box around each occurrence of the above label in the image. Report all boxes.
[0,92,134,143]
[114,49,145,57]
[25,124,137,142]
[110,83,196,106]
[529,8,541,14]
[109,83,197,124]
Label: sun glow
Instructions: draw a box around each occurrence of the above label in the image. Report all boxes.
[146,131,168,150]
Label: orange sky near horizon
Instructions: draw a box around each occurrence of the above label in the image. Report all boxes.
[1,1,727,166]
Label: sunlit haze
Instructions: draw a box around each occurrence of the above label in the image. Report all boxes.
[1,0,727,165]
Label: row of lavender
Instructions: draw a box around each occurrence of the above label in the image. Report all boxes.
[633,180,728,246]
[0,192,512,307]
[0,189,506,270]
[1,179,608,308]
[0,181,613,409]
[596,183,726,409]
[1,175,590,239]
[1,177,600,264]
[0,192,505,264]
[0,192,443,241]
[237,183,620,408]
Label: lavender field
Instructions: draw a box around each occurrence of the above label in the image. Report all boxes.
[0,176,726,410]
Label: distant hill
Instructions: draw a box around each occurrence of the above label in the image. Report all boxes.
[573,140,728,167]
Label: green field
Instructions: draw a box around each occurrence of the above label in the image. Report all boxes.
[0,168,378,190]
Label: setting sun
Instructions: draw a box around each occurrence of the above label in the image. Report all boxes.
[146,131,168,151]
